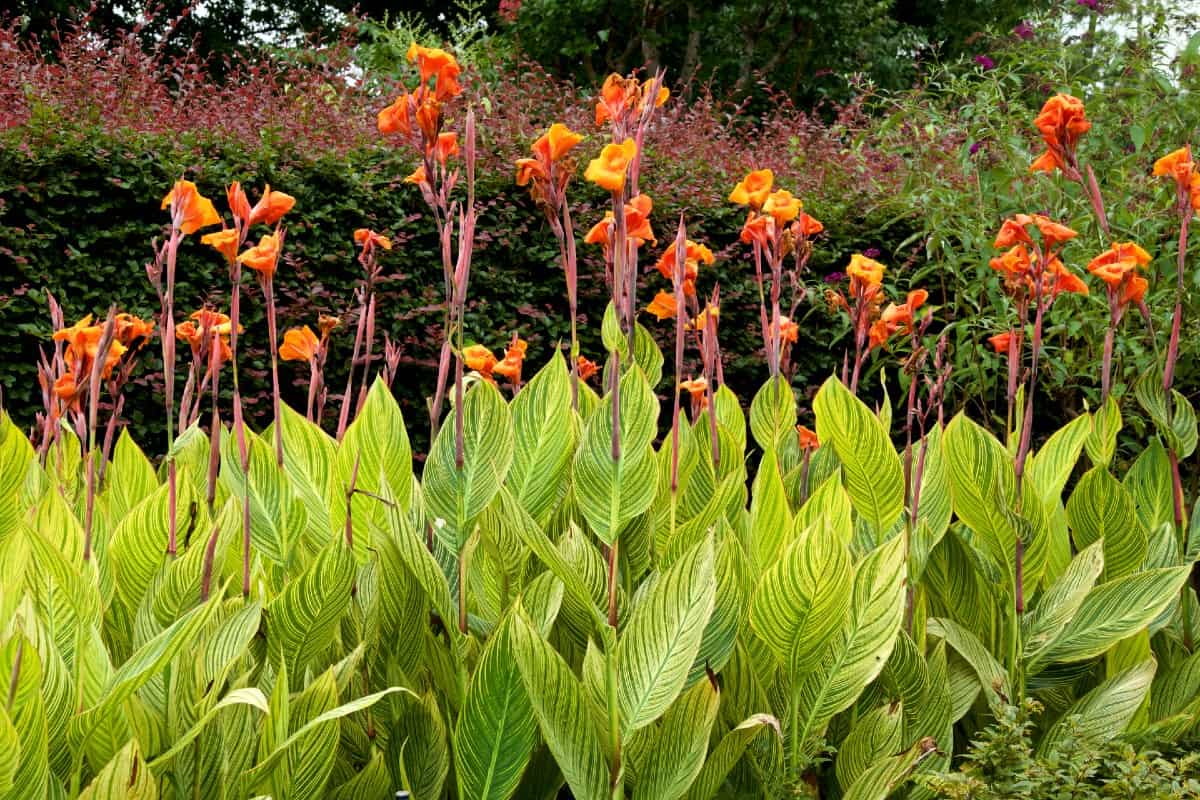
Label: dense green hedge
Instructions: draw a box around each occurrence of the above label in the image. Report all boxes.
[0,124,922,451]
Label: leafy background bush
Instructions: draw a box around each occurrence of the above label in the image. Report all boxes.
[2,2,1200,465]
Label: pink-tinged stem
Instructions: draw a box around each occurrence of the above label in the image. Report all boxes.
[345,453,361,550]
[1101,302,1117,403]
[97,394,124,488]
[1013,261,1048,616]
[1005,326,1020,440]
[610,351,621,462]
[670,217,687,494]
[355,294,377,417]
[704,301,720,471]
[264,278,284,467]
[83,309,116,562]
[200,524,220,601]
[233,394,251,597]
[206,332,222,512]
[337,291,369,441]
[306,358,318,422]
[563,201,580,409]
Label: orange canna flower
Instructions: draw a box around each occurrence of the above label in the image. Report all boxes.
[227,182,252,222]
[1122,274,1149,305]
[1086,241,1150,286]
[868,318,892,350]
[729,169,774,208]
[1031,215,1077,249]
[432,132,459,164]
[774,315,799,344]
[201,228,240,263]
[407,43,462,100]
[763,189,801,225]
[689,303,719,331]
[533,123,585,162]
[515,157,547,187]
[405,165,427,185]
[678,376,708,408]
[880,288,929,334]
[584,215,612,245]
[1046,258,1088,297]
[847,253,885,288]
[584,139,637,193]
[53,314,95,345]
[794,211,824,237]
[994,218,1033,249]
[645,290,677,321]
[492,338,528,381]
[990,244,1032,277]
[1154,148,1194,182]
[280,326,319,362]
[162,180,220,235]
[463,344,497,377]
[377,92,412,136]
[577,356,598,382]
[626,194,656,245]
[113,313,155,347]
[655,239,714,286]
[995,214,1075,250]
[415,98,441,142]
[796,425,819,451]
[594,73,637,127]
[639,78,670,111]
[318,314,339,339]
[53,372,81,409]
[238,233,282,279]
[248,185,296,227]
[739,214,774,249]
[354,228,393,250]
[989,331,1014,355]
[1030,93,1090,173]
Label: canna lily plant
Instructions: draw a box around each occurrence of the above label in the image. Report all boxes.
[2,64,1200,800]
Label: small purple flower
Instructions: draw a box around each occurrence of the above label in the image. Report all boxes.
[864,248,881,259]
[1013,20,1035,39]
[969,141,983,155]
[974,54,996,70]
[824,271,845,284]
[1076,0,1099,8]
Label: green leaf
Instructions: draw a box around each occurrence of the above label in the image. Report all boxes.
[572,366,659,545]
[1066,467,1145,581]
[942,413,1014,578]
[455,614,538,800]
[836,702,905,791]
[424,379,515,551]
[508,353,576,525]
[0,636,48,800]
[1124,440,1175,536]
[813,376,904,537]
[1085,394,1121,468]
[1022,541,1104,665]
[633,678,720,800]
[1037,567,1190,666]
[680,714,781,800]
[619,536,716,733]
[1135,370,1198,459]
[510,606,610,800]
[927,617,1010,707]
[748,448,792,571]
[1038,660,1157,755]
[330,378,413,558]
[277,403,336,540]
[396,690,449,800]
[79,739,156,800]
[110,466,198,612]
[842,738,937,800]
[265,542,355,672]
[146,688,269,770]
[749,377,797,452]
[1028,415,1091,501]
[749,519,851,678]
[794,536,906,756]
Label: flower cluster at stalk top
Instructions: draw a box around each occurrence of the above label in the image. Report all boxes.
[376,43,465,174]
[1154,147,1200,211]
[51,314,154,410]
[1030,93,1090,173]
[990,214,1087,298]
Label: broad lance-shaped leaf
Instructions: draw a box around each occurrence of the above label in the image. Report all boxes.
[681,714,781,800]
[110,464,199,612]
[265,542,355,672]
[1124,440,1175,536]
[1085,394,1122,468]
[633,678,720,800]
[147,688,269,770]
[1027,414,1091,502]
[80,739,156,800]
[794,535,906,757]
[749,447,792,571]
[749,519,851,678]
[836,702,904,791]
[330,377,413,555]
[508,354,576,525]
[1037,566,1189,666]
[573,365,660,546]
[1038,660,1157,756]
[276,402,336,539]
[0,635,48,800]
[941,413,1014,578]
[510,605,610,800]
[424,379,515,551]
[219,425,302,565]
[749,376,797,452]
[813,376,904,537]
[1066,467,1145,582]
[1022,541,1103,663]
[619,536,716,733]
[455,614,538,800]
[1135,369,1198,459]
[927,617,1009,708]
